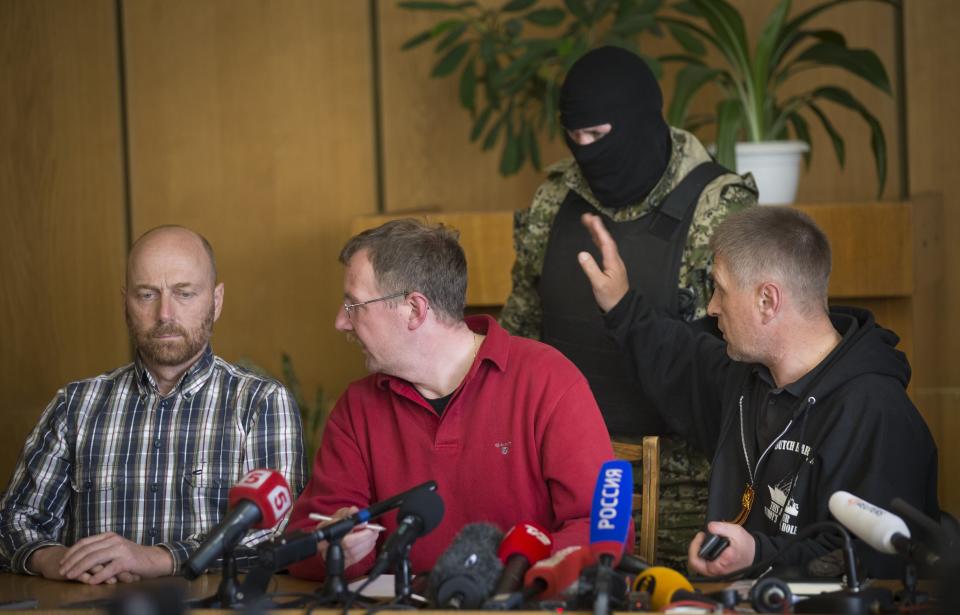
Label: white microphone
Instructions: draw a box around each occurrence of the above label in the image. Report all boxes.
[828,491,938,566]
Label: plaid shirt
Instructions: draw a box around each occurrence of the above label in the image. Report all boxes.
[0,346,306,574]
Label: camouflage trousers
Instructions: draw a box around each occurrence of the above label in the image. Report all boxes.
[630,436,710,571]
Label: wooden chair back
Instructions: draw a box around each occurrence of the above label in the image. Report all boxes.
[612,436,660,564]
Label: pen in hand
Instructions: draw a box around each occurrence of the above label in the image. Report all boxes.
[308,513,386,532]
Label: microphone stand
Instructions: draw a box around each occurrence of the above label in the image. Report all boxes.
[393,543,415,604]
[592,555,613,615]
[318,538,348,604]
[795,526,893,615]
[894,561,929,608]
[189,546,245,608]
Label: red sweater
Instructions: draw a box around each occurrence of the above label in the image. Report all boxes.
[287,316,616,580]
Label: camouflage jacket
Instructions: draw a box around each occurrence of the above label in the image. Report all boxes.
[500,128,757,339]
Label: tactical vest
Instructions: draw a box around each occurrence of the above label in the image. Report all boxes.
[538,162,726,438]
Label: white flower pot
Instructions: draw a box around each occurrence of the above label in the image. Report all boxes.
[735,141,810,205]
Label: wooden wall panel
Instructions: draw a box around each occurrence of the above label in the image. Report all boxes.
[123,0,377,415]
[905,0,960,515]
[0,1,128,484]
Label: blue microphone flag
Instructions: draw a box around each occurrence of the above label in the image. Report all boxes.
[589,459,633,555]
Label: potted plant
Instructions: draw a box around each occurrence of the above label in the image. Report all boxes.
[398,0,665,176]
[660,0,894,203]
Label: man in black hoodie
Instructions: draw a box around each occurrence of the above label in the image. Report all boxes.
[578,207,939,579]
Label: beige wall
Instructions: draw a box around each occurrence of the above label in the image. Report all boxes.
[0,1,128,482]
[904,0,960,514]
[121,0,375,423]
[0,0,955,515]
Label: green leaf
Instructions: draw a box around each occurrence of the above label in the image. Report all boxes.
[525,8,565,26]
[610,14,657,37]
[688,0,751,76]
[401,28,435,50]
[636,0,663,12]
[524,120,542,170]
[673,1,699,16]
[499,118,524,175]
[643,54,663,80]
[685,112,715,133]
[812,85,886,195]
[435,21,468,52]
[398,1,477,10]
[715,98,743,169]
[775,0,894,66]
[794,42,892,94]
[543,78,558,136]
[502,0,536,11]
[505,18,524,37]
[483,113,505,150]
[460,57,477,111]
[494,39,552,87]
[668,65,723,127]
[658,17,724,61]
[591,0,618,20]
[786,112,812,166]
[665,23,706,55]
[806,101,845,167]
[484,59,502,108]
[658,53,707,66]
[503,65,537,95]
[431,41,471,77]
[280,353,303,407]
[469,106,494,141]
[749,0,791,136]
[773,28,847,74]
[753,0,790,86]
[479,35,496,63]
[564,0,590,22]
[803,28,846,46]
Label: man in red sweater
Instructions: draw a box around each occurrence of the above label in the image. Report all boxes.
[286,219,616,580]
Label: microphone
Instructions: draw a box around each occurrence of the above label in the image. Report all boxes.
[828,491,939,567]
[523,544,595,599]
[184,469,291,579]
[616,553,650,575]
[427,523,504,609]
[589,460,633,615]
[634,566,705,610]
[367,488,445,580]
[254,480,437,572]
[491,522,553,596]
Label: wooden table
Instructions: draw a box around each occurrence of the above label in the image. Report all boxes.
[0,572,921,613]
[0,571,321,612]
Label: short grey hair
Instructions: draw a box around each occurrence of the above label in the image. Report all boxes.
[339,218,467,323]
[709,207,831,313]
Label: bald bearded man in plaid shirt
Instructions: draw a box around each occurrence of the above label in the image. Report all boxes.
[0,226,305,584]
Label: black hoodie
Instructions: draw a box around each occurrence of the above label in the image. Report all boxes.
[605,290,939,578]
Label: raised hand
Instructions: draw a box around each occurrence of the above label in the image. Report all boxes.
[577,213,629,313]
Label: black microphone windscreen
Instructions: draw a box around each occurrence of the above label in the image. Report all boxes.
[428,523,505,609]
[400,489,444,534]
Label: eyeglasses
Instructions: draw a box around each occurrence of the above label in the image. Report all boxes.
[343,290,409,319]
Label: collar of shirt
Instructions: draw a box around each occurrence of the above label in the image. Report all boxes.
[133,345,217,398]
[375,314,510,398]
[752,311,859,398]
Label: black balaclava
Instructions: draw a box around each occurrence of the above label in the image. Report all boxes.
[559,46,671,209]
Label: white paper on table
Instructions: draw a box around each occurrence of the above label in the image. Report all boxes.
[347,574,425,602]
